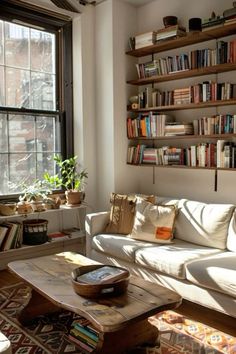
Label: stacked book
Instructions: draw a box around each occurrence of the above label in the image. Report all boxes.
[135,31,157,49]
[202,16,225,31]
[143,148,158,164]
[0,222,23,251]
[156,25,186,42]
[164,122,193,136]
[69,318,99,353]
[173,87,191,105]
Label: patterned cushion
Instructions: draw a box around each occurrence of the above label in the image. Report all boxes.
[104,193,136,234]
[130,198,177,243]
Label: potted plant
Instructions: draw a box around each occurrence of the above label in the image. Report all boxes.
[18,179,52,212]
[44,155,88,206]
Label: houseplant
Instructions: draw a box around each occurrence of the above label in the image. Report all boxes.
[16,179,52,213]
[44,155,88,206]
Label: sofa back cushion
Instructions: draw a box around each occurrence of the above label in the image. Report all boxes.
[175,199,235,249]
[227,210,236,252]
[130,198,177,243]
[104,193,136,235]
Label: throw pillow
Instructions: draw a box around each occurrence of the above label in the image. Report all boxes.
[104,193,137,234]
[130,198,177,243]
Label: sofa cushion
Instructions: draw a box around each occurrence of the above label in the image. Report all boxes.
[91,234,156,262]
[186,252,236,297]
[130,199,177,243]
[227,210,236,252]
[175,199,235,249]
[134,239,221,279]
[104,193,136,235]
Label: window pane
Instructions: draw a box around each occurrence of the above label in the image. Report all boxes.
[36,116,60,152]
[31,29,55,73]
[0,66,5,106]
[6,68,30,108]
[9,153,36,185]
[31,72,55,110]
[8,115,35,152]
[0,154,9,194]
[0,114,8,151]
[5,22,29,69]
[0,21,3,64]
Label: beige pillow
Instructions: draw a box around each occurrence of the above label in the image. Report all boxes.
[130,199,177,243]
[104,193,136,234]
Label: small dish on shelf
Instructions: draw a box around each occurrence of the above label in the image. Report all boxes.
[71,264,130,298]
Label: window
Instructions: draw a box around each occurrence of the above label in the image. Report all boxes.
[0,0,73,197]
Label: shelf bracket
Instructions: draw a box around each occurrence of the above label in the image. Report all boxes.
[214,169,218,192]
[152,166,155,184]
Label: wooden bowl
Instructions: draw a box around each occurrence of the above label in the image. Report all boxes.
[71,264,130,298]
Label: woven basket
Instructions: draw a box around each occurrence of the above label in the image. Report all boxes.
[23,219,48,245]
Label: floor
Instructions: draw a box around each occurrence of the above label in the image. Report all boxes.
[1,269,236,337]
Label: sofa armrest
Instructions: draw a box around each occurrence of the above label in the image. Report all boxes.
[85,212,110,257]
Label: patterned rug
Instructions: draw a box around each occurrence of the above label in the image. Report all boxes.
[0,283,235,354]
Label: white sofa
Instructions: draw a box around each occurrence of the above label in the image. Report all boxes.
[85,197,236,318]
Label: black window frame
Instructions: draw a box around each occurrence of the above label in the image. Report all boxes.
[0,0,74,199]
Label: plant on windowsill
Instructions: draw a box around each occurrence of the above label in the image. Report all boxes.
[44,155,88,206]
[9,179,52,213]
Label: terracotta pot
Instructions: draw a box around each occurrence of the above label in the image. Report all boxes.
[65,190,85,206]
[17,201,33,214]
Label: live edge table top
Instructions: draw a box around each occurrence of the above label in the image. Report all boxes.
[8,252,181,333]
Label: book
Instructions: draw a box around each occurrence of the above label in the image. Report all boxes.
[76,266,128,284]
[0,226,9,248]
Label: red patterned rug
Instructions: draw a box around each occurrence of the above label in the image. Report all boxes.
[0,283,235,354]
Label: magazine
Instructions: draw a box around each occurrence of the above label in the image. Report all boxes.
[76,266,128,284]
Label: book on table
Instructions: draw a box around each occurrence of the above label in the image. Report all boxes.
[76,265,128,284]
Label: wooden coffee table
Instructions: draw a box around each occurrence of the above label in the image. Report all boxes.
[8,252,181,354]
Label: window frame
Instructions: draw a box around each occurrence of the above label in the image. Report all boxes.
[0,0,74,199]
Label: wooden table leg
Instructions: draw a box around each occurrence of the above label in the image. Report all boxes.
[17,289,60,326]
[96,318,159,354]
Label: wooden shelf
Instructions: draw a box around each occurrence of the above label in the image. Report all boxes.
[127,163,236,171]
[126,23,236,57]
[129,99,236,112]
[128,133,236,140]
[127,63,236,86]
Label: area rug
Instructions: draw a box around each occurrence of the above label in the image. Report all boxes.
[0,283,235,354]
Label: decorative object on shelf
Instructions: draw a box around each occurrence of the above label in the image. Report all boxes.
[202,12,225,30]
[22,219,48,245]
[44,155,88,206]
[223,2,236,19]
[128,95,139,109]
[163,16,178,28]
[16,201,33,215]
[71,264,130,298]
[0,202,17,216]
[188,18,202,32]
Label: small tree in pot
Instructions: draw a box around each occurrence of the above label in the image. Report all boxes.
[44,155,88,206]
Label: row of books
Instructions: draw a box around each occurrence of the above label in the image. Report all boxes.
[134,25,186,49]
[193,114,236,135]
[127,114,194,138]
[69,317,99,353]
[138,82,236,108]
[127,113,173,138]
[0,222,23,251]
[127,141,236,168]
[136,39,236,78]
